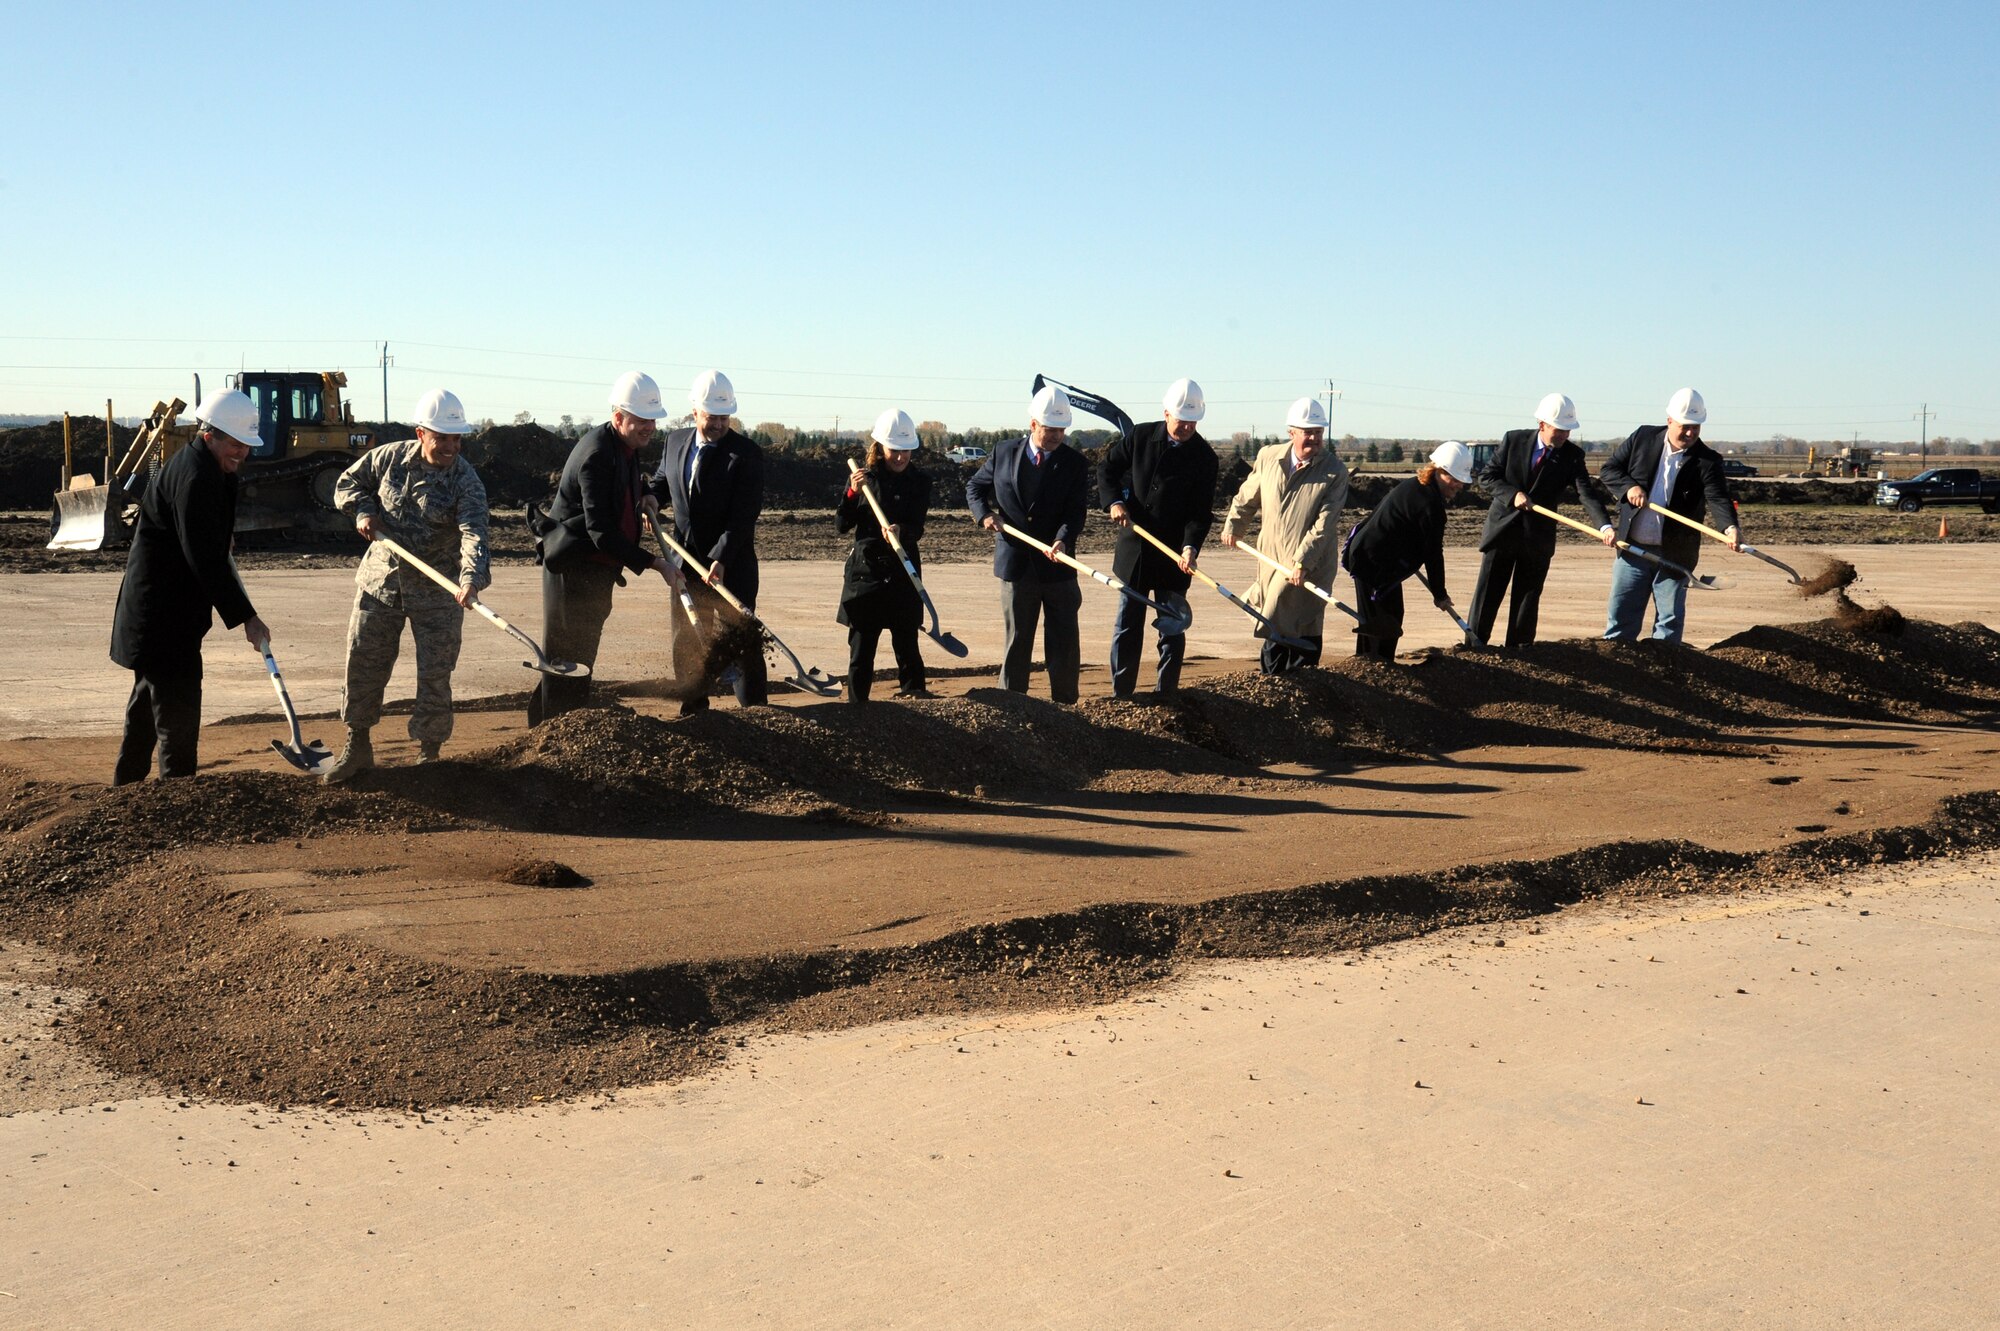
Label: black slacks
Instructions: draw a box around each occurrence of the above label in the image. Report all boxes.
[114,654,203,784]
[1351,575,1404,661]
[529,561,619,725]
[1466,539,1554,648]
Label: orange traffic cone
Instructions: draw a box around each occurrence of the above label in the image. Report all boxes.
[1939,516,1949,540]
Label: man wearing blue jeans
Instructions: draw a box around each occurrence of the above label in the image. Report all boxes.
[1599,388,1740,643]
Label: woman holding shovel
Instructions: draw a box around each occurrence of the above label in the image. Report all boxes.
[836,410,933,704]
[1340,442,1470,662]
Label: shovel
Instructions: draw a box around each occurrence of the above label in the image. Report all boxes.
[374,537,589,677]
[999,523,1194,635]
[642,510,706,631]
[648,519,845,697]
[1645,501,1802,584]
[846,459,967,656]
[1125,519,1318,651]
[1229,537,1362,622]
[1411,570,1473,634]
[254,640,334,776]
[1530,504,1735,591]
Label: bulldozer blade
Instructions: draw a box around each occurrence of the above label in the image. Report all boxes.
[48,484,117,551]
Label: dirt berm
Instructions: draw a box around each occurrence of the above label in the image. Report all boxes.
[3,611,2000,1111]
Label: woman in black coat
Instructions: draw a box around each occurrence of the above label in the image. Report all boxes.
[1341,443,1472,661]
[836,410,933,703]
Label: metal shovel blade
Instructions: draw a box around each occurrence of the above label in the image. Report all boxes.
[271,738,336,776]
[927,629,970,658]
[1151,592,1194,637]
[524,657,591,678]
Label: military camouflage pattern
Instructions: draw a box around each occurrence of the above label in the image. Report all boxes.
[334,439,487,744]
[340,584,465,745]
[335,439,491,609]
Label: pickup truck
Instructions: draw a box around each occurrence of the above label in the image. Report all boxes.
[1873,468,2000,513]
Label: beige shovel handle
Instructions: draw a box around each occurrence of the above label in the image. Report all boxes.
[846,459,913,564]
[1000,522,1109,583]
[1527,503,1612,542]
[1645,501,1733,544]
[1124,519,1221,592]
[1233,538,1336,603]
[375,535,469,598]
[653,522,754,618]
[376,536,508,634]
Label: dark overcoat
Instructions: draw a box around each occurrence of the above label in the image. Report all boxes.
[1096,420,1218,594]
[110,436,255,669]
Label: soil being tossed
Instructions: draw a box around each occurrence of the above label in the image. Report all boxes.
[3,607,2000,1112]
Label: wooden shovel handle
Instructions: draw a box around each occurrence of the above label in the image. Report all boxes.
[999,522,1108,583]
[1125,519,1220,592]
[375,536,466,597]
[653,521,753,618]
[1645,501,1733,544]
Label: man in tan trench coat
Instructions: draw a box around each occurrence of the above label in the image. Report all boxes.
[1221,396,1351,673]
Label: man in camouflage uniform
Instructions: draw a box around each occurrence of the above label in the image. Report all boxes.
[322,388,491,782]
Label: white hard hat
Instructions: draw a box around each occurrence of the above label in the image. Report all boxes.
[871,408,920,451]
[1162,377,1206,423]
[1030,384,1073,428]
[690,369,737,416]
[1430,441,1476,483]
[609,371,668,420]
[1666,387,1707,425]
[190,389,262,449]
[414,388,473,435]
[1535,392,1580,432]
[1285,397,1329,430]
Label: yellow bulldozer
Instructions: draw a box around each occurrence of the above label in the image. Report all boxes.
[48,370,375,550]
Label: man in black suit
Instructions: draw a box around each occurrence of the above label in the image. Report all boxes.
[649,369,767,714]
[531,370,676,723]
[109,390,272,783]
[966,384,1091,703]
[1464,392,1615,649]
[1599,387,1740,643]
[1099,377,1217,697]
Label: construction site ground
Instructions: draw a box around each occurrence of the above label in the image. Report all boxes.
[4,539,1998,1328]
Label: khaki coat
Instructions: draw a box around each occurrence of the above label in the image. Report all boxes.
[1220,443,1351,638]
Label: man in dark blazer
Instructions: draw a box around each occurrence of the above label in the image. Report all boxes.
[1099,377,1217,697]
[109,390,271,783]
[531,370,675,723]
[649,369,767,714]
[1464,392,1615,649]
[966,384,1091,703]
[1598,387,1740,643]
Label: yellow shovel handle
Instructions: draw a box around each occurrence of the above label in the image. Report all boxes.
[1645,501,1733,544]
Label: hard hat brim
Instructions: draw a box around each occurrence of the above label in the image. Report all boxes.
[1169,405,1205,422]
[616,402,670,420]
[421,420,475,435]
[881,439,920,451]
[210,422,263,449]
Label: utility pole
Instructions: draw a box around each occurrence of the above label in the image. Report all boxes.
[379,341,394,423]
[1914,403,1935,467]
[1322,378,1344,437]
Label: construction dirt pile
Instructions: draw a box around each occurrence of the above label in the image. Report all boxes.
[4,608,2000,1111]
[0,418,143,510]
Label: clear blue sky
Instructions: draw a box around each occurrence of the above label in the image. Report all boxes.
[4,1,1995,443]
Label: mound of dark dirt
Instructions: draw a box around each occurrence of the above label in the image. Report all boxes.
[0,418,142,509]
[9,611,2000,1110]
[467,422,571,507]
[494,858,589,888]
